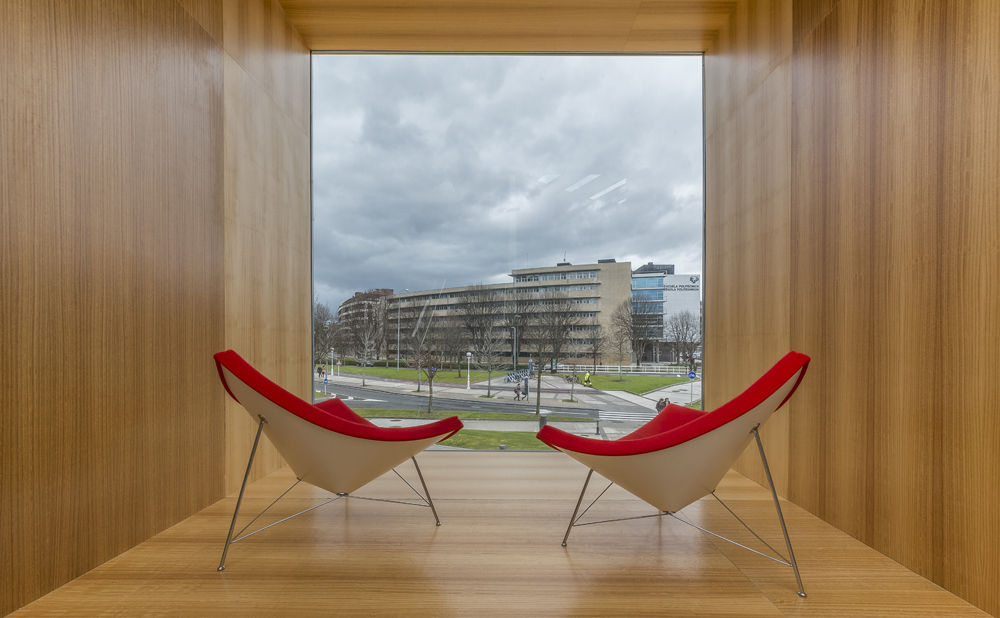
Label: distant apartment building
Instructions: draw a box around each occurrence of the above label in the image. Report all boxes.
[386,260,632,366]
[631,262,702,362]
[341,259,700,367]
[337,288,393,323]
[337,288,393,357]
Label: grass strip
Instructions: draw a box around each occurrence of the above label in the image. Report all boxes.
[439,429,548,450]
[566,373,689,395]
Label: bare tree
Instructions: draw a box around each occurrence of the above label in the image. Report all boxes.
[528,292,580,415]
[666,310,702,371]
[563,373,579,402]
[610,300,632,381]
[582,317,606,372]
[312,299,337,367]
[349,298,385,387]
[502,289,530,369]
[432,318,468,377]
[331,323,352,363]
[402,299,436,393]
[412,347,441,416]
[612,298,658,368]
[461,286,506,397]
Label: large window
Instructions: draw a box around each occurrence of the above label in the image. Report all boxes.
[311,54,704,439]
[633,277,664,289]
[632,290,664,301]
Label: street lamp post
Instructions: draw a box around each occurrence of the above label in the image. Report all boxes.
[396,289,409,371]
[511,313,522,369]
[512,325,517,368]
[466,351,472,390]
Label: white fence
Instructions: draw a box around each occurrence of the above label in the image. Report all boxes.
[557,363,697,376]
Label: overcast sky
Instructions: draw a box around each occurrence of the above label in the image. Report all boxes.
[312,54,703,310]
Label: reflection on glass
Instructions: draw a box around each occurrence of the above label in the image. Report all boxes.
[311,54,704,449]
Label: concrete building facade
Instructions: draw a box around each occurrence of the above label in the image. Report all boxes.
[386,259,632,366]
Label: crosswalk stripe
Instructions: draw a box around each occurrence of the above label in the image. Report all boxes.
[318,394,385,402]
[599,410,656,422]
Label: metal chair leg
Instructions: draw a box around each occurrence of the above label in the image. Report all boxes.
[753,427,807,598]
[411,457,441,526]
[218,415,266,572]
[562,469,594,547]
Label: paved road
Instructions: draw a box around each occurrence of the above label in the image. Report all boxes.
[315,380,603,418]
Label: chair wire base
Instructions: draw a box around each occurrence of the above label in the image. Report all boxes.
[218,415,266,571]
[559,427,807,598]
[217,430,442,571]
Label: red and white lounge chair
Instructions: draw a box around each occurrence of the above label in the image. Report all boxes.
[214,349,463,570]
[537,351,810,597]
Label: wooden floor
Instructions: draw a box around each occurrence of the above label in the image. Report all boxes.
[15,453,985,616]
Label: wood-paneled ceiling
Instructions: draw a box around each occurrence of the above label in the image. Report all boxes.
[279,1,737,52]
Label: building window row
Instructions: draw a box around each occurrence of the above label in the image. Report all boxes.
[632,289,664,301]
[632,277,664,289]
[514,270,597,282]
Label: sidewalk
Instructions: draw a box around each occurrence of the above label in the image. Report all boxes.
[320,372,612,409]
[651,379,702,406]
[369,416,634,442]
[370,417,597,434]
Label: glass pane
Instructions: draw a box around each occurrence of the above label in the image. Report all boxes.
[312,54,704,446]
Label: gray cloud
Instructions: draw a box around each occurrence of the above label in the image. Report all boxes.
[312,54,703,310]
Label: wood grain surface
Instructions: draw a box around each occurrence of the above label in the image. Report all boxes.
[6,0,1000,614]
[0,1,311,614]
[12,454,986,616]
[280,0,734,52]
[218,0,312,495]
[706,0,1000,614]
[0,1,225,614]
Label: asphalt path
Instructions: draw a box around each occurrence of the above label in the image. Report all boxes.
[314,380,602,418]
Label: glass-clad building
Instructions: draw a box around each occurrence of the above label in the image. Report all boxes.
[631,263,701,362]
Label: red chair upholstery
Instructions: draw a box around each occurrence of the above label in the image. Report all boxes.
[537,351,810,596]
[214,350,462,570]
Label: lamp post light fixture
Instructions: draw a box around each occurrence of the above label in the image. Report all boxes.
[466,351,472,390]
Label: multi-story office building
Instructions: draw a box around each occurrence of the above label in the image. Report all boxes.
[386,259,632,365]
[337,289,393,358]
[337,288,392,324]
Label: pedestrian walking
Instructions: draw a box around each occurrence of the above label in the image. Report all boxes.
[523,376,529,399]
[655,397,666,412]
[513,383,521,400]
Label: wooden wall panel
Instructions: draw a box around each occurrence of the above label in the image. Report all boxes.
[789,1,1000,611]
[220,0,312,493]
[0,1,225,614]
[705,0,794,487]
[708,0,1000,613]
[280,0,732,52]
[0,0,310,612]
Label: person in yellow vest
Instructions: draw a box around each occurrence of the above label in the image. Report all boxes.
[582,371,592,386]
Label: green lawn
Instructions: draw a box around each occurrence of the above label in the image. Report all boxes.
[566,373,689,395]
[326,365,690,396]
[438,429,547,450]
[330,365,504,385]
